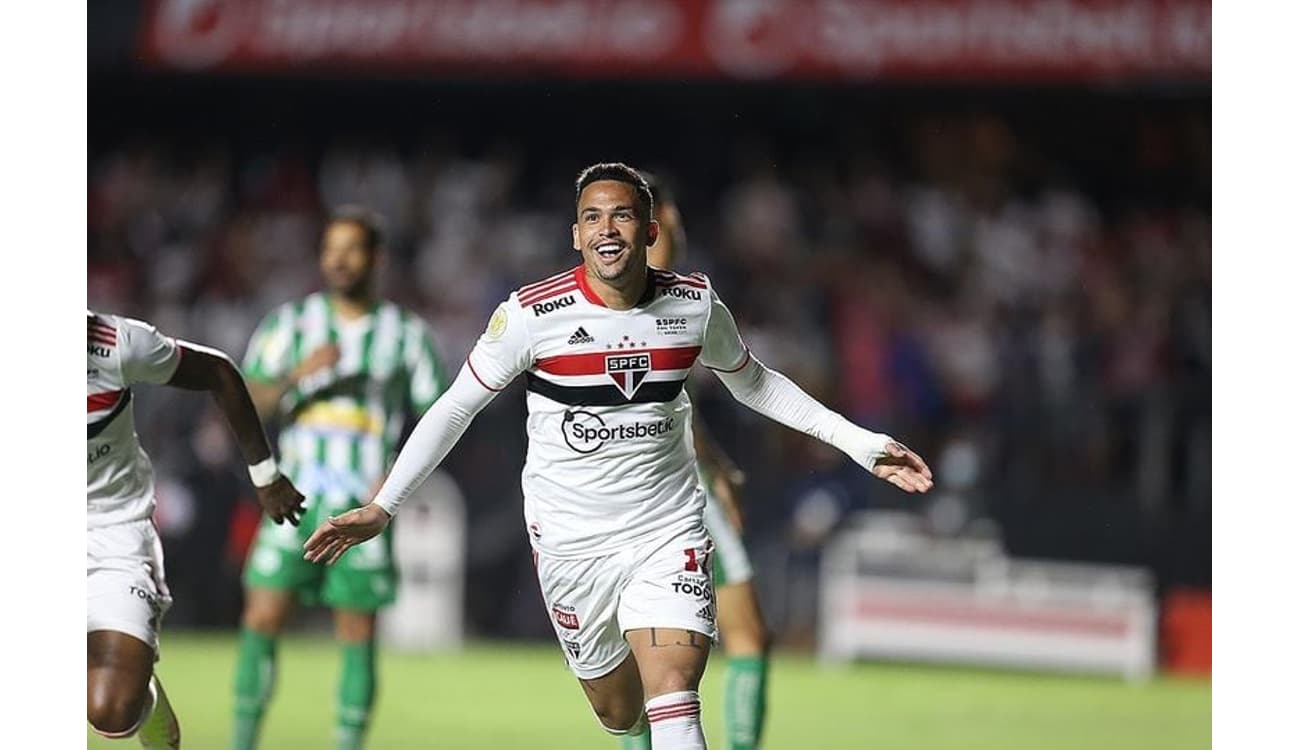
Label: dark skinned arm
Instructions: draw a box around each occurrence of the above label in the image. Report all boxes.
[167,342,307,525]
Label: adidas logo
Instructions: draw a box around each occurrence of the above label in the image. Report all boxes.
[567,327,595,345]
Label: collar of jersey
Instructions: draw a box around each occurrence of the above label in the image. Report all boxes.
[573,265,656,309]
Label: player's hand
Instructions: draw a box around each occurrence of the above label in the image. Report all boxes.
[256,476,307,526]
[710,468,747,533]
[303,503,392,566]
[292,344,341,382]
[871,442,934,494]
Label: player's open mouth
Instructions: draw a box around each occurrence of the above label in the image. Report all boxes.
[595,243,626,263]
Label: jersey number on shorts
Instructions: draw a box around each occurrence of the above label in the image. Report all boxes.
[683,548,711,574]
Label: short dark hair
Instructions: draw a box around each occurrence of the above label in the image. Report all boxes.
[325,205,385,251]
[575,163,654,221]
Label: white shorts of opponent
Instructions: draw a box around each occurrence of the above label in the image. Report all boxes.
[535,524,718,680]
[87,518,172,654]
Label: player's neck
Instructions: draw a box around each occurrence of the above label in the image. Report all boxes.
[329,292,376,320]
[584,267,650,310]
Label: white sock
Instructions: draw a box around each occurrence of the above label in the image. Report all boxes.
[646,690,705,749]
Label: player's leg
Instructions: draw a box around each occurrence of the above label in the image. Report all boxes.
[579,653,650,736]
[87,631,156,736]
[535,550,647,737]
[619,532,718,750]
[87,632,181,748]
[232,586,295,749]
[332,609,378,750]
[87,520,180,748]
[625,628,711,750]
[614,658,654,750]
[321,518,398,750]
[233,509,318,750]
[706,498,770,750]
[716,582,769,750]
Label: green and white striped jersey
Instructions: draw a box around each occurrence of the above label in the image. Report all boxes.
[243,292,448,506]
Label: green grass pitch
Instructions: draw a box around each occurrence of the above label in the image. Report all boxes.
[89,633,1209,749]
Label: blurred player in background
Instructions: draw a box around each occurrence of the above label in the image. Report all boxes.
[88,311,305,749]
[611,171,771,750]
[232,207,449,750]
[302,164,932,750]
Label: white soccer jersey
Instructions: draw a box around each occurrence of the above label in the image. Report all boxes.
[466,266,751,559]
[87,312,182,529]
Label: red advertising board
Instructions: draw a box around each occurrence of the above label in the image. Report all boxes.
[138,0,1210,82]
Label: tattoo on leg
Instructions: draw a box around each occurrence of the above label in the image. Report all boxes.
[676,630,705,649]
[648,628,705,650]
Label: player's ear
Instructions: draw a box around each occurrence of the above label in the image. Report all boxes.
[572,223,580,252]
[646,220,660,247]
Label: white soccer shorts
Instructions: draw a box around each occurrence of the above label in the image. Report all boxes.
[87,518,172,653]
[534,524,718,680]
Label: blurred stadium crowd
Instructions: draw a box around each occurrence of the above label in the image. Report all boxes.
[88,85,1209,640]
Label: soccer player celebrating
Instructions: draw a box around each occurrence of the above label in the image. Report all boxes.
[87,311,305,749]
[626,170,771,750]
[232,207,448,750]
[304,164,932,750]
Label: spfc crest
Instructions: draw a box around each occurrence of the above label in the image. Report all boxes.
[605,353,651,399]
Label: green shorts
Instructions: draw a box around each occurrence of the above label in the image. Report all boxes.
[242,495,397,612]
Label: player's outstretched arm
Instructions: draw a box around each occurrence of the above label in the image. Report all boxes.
[303,503,392,566]
[699,287,932,493]
[303,361,499,564]
[711,357,933,493]
[167,342,308,525]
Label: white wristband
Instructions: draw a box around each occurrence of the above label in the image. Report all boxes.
[248,457,281,488]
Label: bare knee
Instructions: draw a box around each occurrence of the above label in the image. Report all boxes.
[87,686,147,736]
[580,655,646,734]
[87,631,155,736]
[591,698,644,733]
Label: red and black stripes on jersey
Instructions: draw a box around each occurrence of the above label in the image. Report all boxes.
[522,266,699,312]
[526,345,702,406]
[651,268,707,289]
[88,315,117,348]
[518,269,580,308]
[525,373,686,406]
[87,388,132,439]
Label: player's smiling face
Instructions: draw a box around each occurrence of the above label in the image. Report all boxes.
[573,180,657,285]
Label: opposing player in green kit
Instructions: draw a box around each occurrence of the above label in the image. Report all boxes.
[232,206,449,750]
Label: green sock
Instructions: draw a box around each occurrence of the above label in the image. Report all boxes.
[725,655,769,750]
[619,728,652,750]
[337,640,377,750]
[232,629,277,750]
